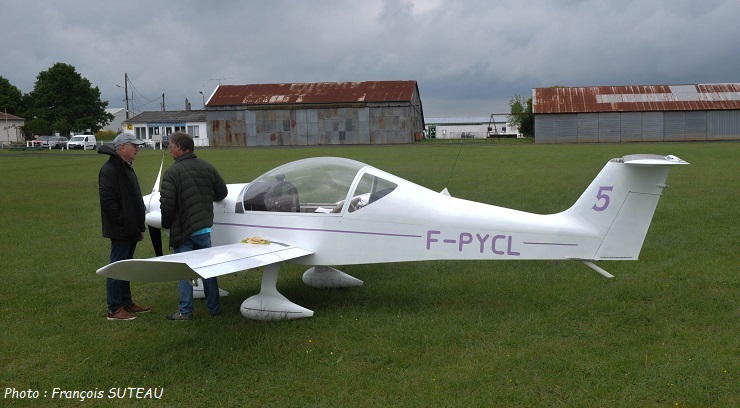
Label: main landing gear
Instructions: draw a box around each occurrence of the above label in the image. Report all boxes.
[239,264,363,320]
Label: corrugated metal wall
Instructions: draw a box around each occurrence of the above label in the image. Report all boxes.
[577,114,598,143]
[208,103,420,146]
[707,111,740,140]
[535,110,740,142]
[664,112,685,141]
[642,112,664,142]
[598,113,621,143]
[686,111,707,140]
[555,115,578,143]
[620,112,641,142]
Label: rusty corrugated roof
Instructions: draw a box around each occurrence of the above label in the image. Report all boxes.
[533,84,740,113]
[207,80,418,106]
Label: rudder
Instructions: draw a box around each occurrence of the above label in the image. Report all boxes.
[562,155,688,260]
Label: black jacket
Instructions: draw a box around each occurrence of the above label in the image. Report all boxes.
[98,145,146,240]
[160,152,228,247]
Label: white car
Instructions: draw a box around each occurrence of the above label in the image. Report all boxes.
[67,135,97,150]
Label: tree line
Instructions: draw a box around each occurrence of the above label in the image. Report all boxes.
[1,63,113,139]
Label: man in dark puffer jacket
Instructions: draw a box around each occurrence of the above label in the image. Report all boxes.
[161,132,228,320]
[99,133,151,321]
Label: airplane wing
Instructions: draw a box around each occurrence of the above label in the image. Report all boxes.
[96,241,313,282]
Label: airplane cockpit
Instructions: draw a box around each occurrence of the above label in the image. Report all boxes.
[236,157,397,214]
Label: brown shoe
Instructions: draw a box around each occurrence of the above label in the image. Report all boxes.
[126,303,151,313]
[107,307,137,321]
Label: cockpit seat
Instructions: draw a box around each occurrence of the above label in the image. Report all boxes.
[239,174,300,213]
[264,180,300,212]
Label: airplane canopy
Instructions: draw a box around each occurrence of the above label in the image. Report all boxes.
[238,157,369,213]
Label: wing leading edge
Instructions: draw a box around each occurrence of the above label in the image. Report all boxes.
[96,241,313,282]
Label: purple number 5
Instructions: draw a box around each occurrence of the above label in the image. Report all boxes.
[592,186,614,211]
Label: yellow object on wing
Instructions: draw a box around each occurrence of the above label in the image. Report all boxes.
[241,237,270,245]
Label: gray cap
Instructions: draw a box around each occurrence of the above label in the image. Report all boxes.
[114,132,146,147]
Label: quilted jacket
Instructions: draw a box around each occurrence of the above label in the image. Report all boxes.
[160,152,228,247]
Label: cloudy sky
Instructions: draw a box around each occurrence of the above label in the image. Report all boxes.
[3,0,739,117]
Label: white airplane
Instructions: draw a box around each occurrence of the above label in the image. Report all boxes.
[97,154,688,320]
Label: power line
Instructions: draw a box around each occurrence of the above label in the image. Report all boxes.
[123,76,198,113]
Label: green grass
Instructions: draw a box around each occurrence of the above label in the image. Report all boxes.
[0,142,737,407]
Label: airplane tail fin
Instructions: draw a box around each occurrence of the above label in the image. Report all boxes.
[562,154,688,260]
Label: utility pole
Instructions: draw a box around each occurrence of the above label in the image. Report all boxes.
[4,108,8,145]
[124,73,130,119]
[161,93,165,111]
[117,74,130,119]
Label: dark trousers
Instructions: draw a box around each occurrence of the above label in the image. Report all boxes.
[106,239,137,313]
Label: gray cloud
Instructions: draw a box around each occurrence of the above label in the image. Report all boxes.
[2,0,738,117]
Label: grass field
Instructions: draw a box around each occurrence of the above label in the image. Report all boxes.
[0,141,737,407]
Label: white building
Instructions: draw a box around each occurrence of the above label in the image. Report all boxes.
[1,112,24,146]
[122,110,209,146]
[425,116,520,139]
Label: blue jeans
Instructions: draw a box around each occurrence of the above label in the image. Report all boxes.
[107,239,137,313]
[174,233,219,316]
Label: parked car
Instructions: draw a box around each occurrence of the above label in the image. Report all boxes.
[48,136,68,149]
[67,134,97,150]
[31,136,53,147]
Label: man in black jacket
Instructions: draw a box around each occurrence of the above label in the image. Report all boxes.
[98,133,150,321]
[161,132,228,320]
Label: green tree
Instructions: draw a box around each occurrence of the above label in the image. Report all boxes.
[24,63,113,136]
[0,76,23,115]
[508,94,534,138]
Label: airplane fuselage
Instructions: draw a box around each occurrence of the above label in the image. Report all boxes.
[206,182,599,266]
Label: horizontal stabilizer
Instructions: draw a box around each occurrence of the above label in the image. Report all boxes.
[622,154,688,167]
[96,241,313,282]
